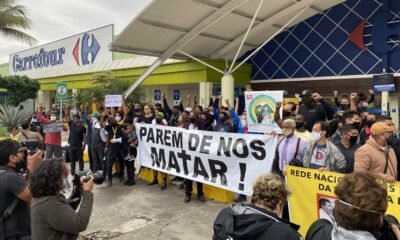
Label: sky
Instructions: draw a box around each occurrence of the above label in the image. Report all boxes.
[0,0,152,63]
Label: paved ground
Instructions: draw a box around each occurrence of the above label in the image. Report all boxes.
[81,177,227,240]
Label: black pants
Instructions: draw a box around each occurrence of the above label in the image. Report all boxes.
[106,143,123,182]
[91,143,105,172]
[185,180,203,196]
[87,143,93,171]
[125,160,135,181]
[69,146,83,174]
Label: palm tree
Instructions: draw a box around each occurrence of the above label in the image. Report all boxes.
[0,0,37,45]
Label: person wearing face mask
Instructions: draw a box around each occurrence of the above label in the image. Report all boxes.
[0,139,43,240]
[30,159,94,240]
[37,104,67,159]
[213,173,302,240]
[303,121,346,173]
[141,104,154,124]
[331,110,361,145]
[294,114,312,144]
[272,119,307,176]
[335,125,361,173]
[354,122,397,183]
[360,113,377,145]
[67,114,86,175]
[297,90,330,132]
[333,92,351,117]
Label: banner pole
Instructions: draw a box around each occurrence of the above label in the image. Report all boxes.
[60,98,62,120]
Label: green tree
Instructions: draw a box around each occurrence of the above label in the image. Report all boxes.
[0,0,37,45]
[0,75,40,106]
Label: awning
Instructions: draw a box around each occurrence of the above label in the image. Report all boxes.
[111,0,345,60]
[111,0,345,96]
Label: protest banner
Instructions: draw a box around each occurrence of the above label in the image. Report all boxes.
[105,95,123,107]
[286,166,400,237]
[43,122,63,133]
[135,123,278,196]
[244,91,283,133]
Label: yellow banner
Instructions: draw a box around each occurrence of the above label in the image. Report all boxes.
[286,166,400,237]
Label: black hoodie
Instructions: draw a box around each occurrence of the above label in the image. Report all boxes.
[213,203,303,240]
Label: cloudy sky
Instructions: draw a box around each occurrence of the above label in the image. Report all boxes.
[0,0,152,63]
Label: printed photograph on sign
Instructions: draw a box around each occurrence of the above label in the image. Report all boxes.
[317,194,337,224]
[244,91,283,133]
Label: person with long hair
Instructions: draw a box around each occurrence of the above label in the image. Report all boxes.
[30,159,94,240]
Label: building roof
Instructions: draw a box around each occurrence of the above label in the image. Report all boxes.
[111,0,345,60]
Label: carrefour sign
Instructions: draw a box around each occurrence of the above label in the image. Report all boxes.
[9,25,113,76]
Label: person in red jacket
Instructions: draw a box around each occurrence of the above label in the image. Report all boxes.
[37,104,67,158]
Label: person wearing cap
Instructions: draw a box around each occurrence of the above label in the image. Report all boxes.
[68,113,86,175]
[0,139,43,239]
[297,89,331,132]
[354,122,397,182]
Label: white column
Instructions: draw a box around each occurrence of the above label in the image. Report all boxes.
[72,89,78,105]
[37,90,44,108]
[199,82,213,108]
[221,74,234,107]
[389,93,399,129]
[382,91,389,116]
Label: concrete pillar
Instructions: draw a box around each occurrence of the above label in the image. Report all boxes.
[221,74,234,107]
[389,94,399,129]
[199,82,213,108]
[382,91,389,116]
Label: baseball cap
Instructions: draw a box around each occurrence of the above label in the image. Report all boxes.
[299,89,313,97]
[371,122,395,135]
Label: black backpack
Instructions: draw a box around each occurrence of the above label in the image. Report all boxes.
[305,219,333,240]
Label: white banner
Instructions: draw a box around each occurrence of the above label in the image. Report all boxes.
[244,91,283,133]
[9,25,113,77]
[105,95,123,107]
[135,123,278,196]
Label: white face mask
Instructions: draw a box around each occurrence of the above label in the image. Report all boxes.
[362,102,369,108]
[282,129,293,137]
[311,132,321,142]
[115,116,122,122]
[50,116,57,121]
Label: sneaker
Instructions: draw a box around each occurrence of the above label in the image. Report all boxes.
[105,180,112,187]
[160,183,167,190]
[126,180,136,186]
[197,195,206,202]
[184,194,191,203]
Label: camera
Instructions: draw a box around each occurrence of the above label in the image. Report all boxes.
[373,214,400,240]
[68,171,104,210]
[20,139,43,155]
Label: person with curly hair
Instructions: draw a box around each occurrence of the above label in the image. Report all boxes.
[30,159,94,240]
[212,173,302,240]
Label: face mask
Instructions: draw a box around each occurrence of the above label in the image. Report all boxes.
[349,135,358,145]
[190,118,195,124]
[295,121,304,129]
[32,116,37,120]
[134,108,141,113]
[115,116,122,122]
[387,136,393,146]
[63,176,72,191]
[50,116,57,121]
[156,118,162,124]
[340,104,349,110]
[173,112,180,116]
[209,112,214,116]
[352,122,361,130]
[311,132,321,142]
[366,120,375,128]
[14,154,27,171]
[283,111,291,118]
[73,119,80,124]
[362,102,369,108]
[302,98,315,107]
[282,129,293,137]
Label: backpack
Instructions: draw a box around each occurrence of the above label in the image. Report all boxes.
[305,219,333,240]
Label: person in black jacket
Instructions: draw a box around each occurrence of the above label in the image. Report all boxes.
[213,173,302,240]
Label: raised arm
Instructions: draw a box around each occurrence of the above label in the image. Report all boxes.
[234,97,239,115]
[37,104,51,124]
[162,93,173,116]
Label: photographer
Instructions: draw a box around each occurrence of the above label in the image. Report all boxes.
[16,121,43,144]
[306,172,400,240]
[0,139,42,240]
[30,159,94,240]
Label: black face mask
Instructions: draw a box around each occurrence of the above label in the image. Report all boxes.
[173,112,180,117]
[366,120,375,128]
[190,118,195,124]
[14,153,27,171]
[283,111,291,118]
[340,104,350,110]
[349,136,358,145]
[296,121,304,129]
[353,122,361,130]
[156,118,162,124]
[302,98,315,107]
[134,108,141,113]
[387,136,394,146]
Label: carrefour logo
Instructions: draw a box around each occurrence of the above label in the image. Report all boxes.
[12,32,101,73]
[73,33,100,66]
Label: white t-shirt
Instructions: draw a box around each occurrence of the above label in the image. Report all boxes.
[310,144,329,169]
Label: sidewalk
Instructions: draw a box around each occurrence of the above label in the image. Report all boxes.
[83,177,226,239]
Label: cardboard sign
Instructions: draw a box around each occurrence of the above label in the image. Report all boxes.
[105,95,123,107]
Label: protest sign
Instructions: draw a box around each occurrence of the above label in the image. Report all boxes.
[286,166,400,237]
[43,122,63,133]
[244,91,283,133]
[135,123,278,196]
[105,95,123,107]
